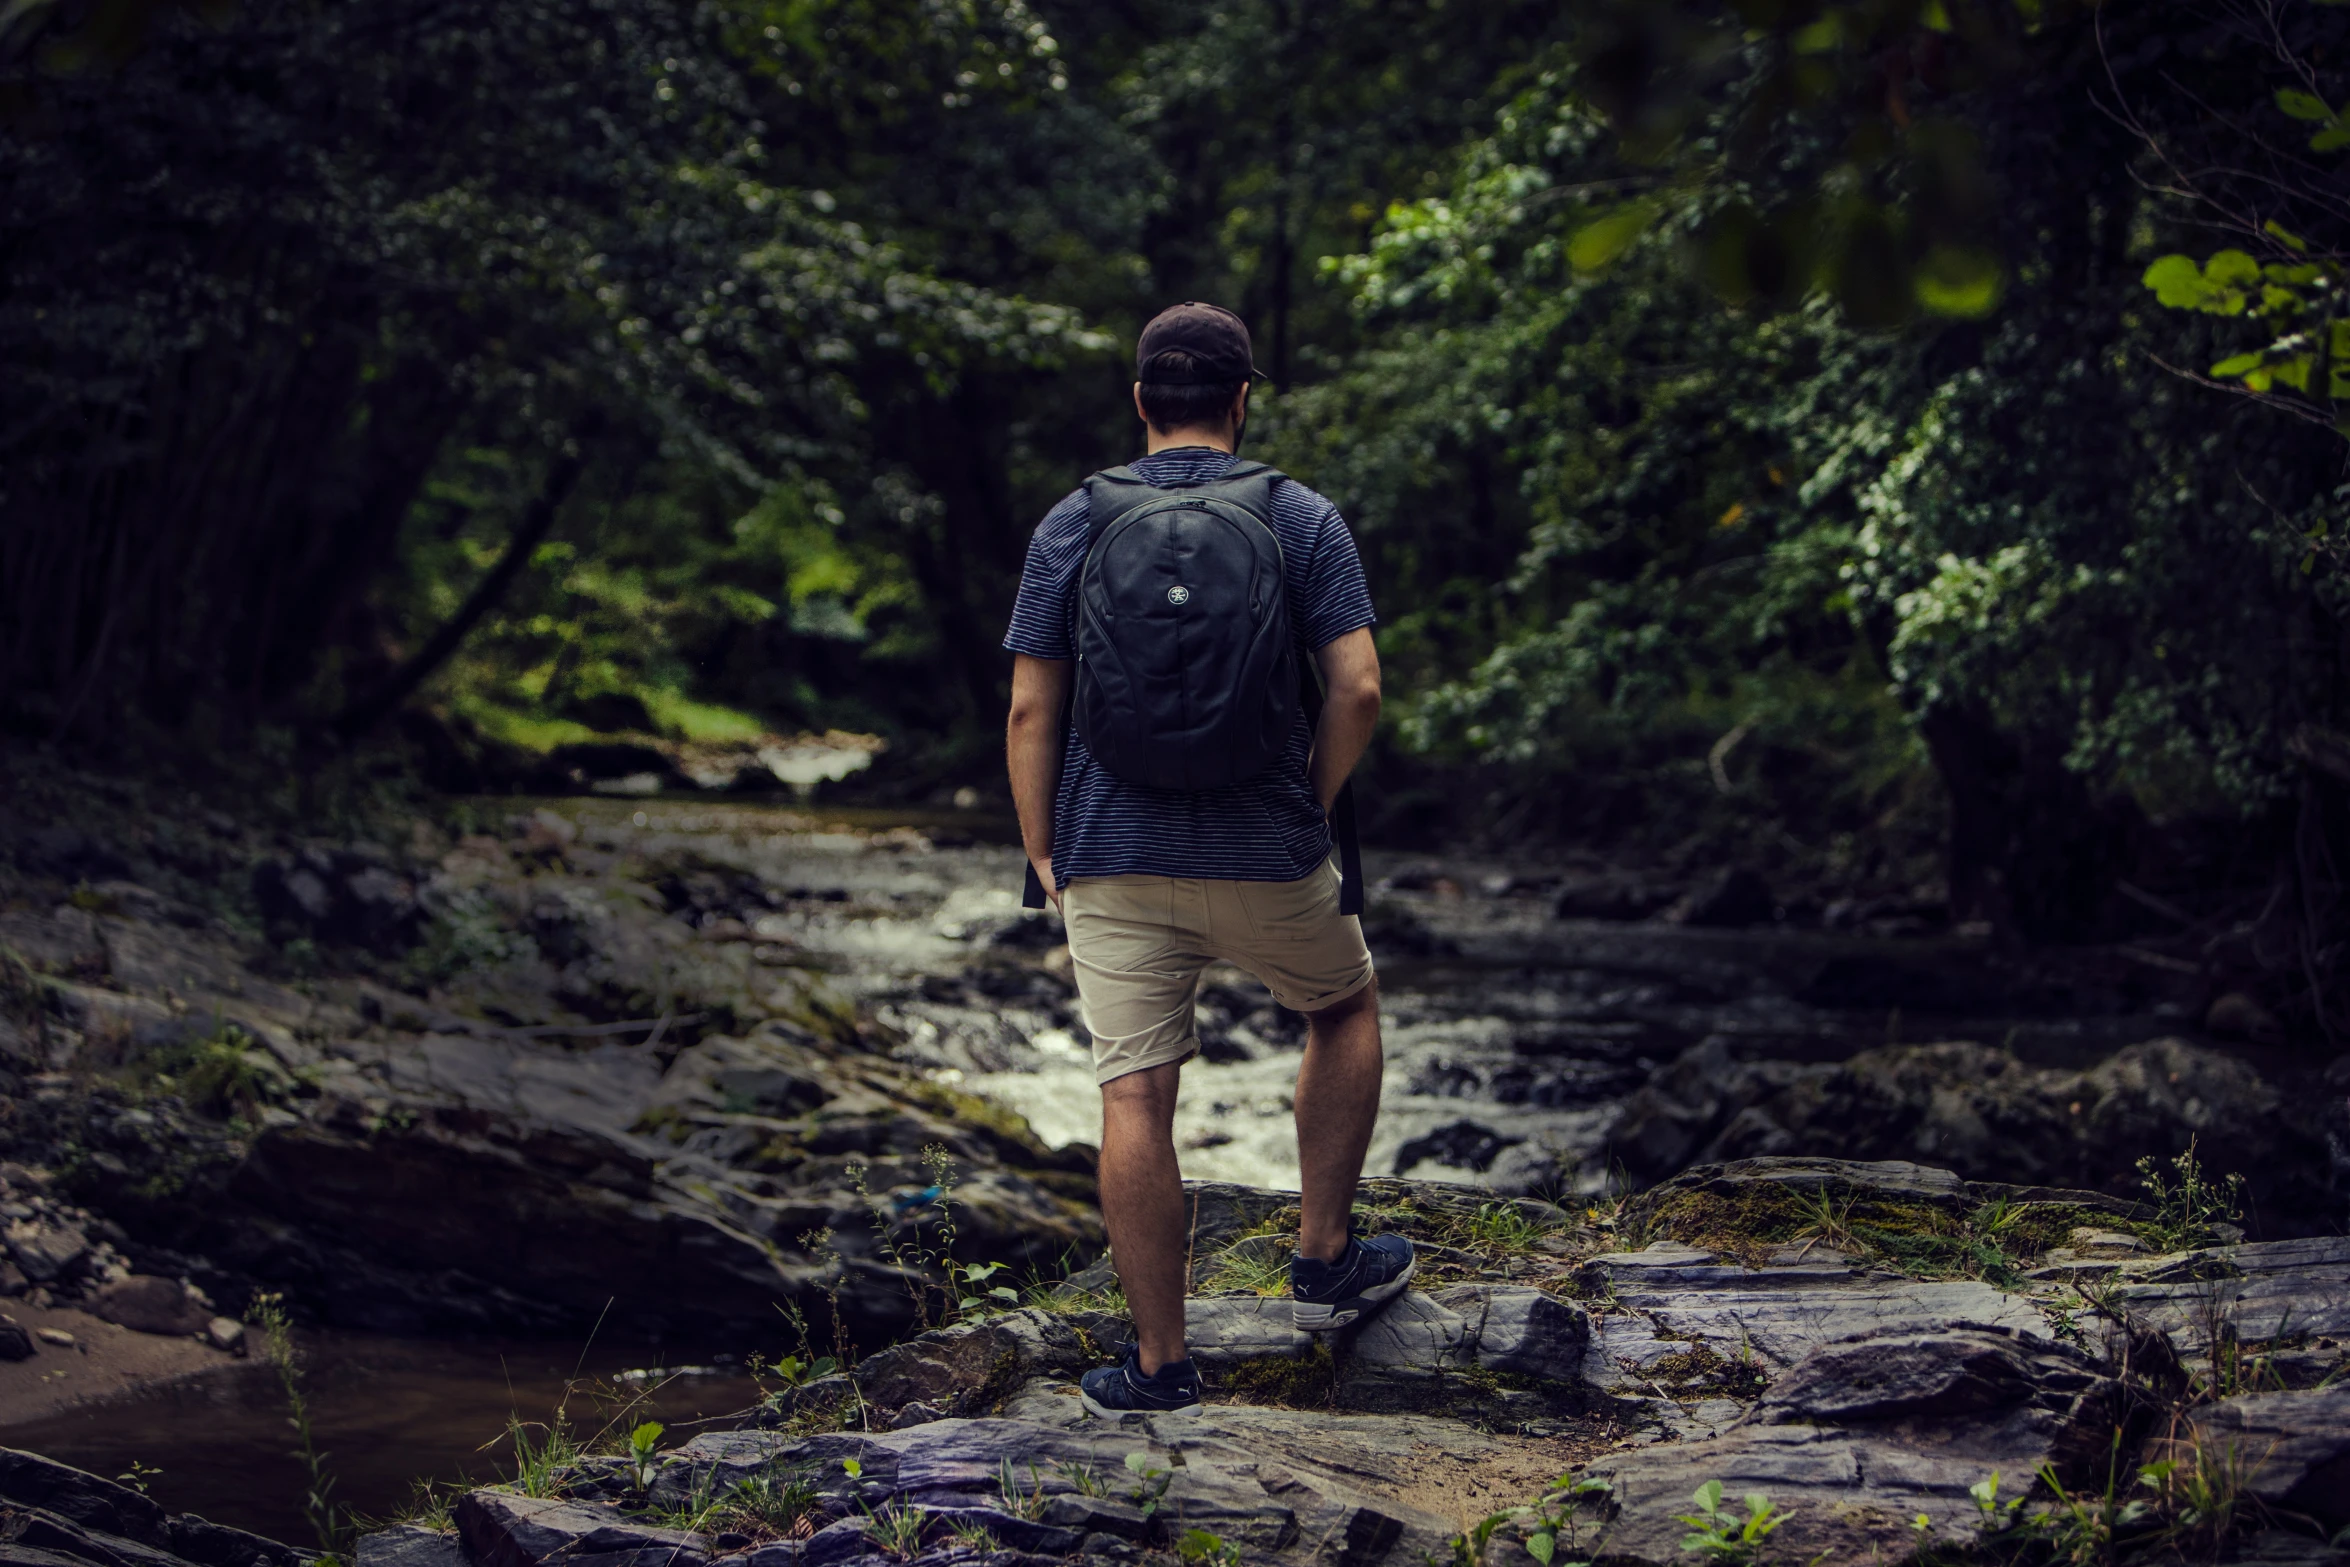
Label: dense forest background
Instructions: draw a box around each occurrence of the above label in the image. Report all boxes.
[5,0,2349,1023]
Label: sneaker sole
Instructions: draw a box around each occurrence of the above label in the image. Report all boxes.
[1080,1390,1203,1418]
[1293,1255,1418,1332]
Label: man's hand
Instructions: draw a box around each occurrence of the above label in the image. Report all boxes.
[1030,854,1060,909]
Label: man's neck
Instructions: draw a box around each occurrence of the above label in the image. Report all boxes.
[1143,425,1236,456]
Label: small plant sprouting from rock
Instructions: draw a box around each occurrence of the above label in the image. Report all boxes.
[1675,1481,1790,1565]
[842,1458,925,1559]
[1957,1439,2265,1565]
[859,1501,927,1559]
[1177,1527,1242,1566]
[1123,1449,1177,1520]
[641,1459,820,1542]
[996,1459,1048,1520]
[503,1414,584,1499]
[848,1145,1018,1332]
[247,1292,348,1560]
[146,1020,295,1122]
[113,1460,160,1495]
[626,1421,663,1491]
[1458,1200,1550,1256]
[1199,1238,1292,1297]
[941,1515,997,1552]
[1447,1471,1611,1566]
[1524,1475,1612,1565]
[2136,1139,2247,1251]
[795,1228,861,1369]
[1054,1459,1110,1499]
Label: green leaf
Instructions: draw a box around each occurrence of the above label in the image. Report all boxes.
[2211,351,2268,377]
[1123,1451,1154,1475]
[2277,87,2334,121]
[1693,1479,1723,1513]
[842,1458,862,1479]
[1526,1531,1556,1565]
[2207,249,2262,287]
[2314,125,2350,151]
[2142,254,2209,309]
[628,1421,663,1454]
[2269,221,2315,254]
[1567,202,1657,274]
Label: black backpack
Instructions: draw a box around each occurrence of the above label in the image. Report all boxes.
[1021,460,1364,914]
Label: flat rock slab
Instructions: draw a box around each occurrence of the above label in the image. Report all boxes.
[1591,1327,2123,1565]
[2180,1383,2350,1529]
[0,1447,304,1567]
[649,1403,1573,1564]
[1586,1270,2049,1393]
[356,1527,466,1567]
[455,1491,710,1567]
[2112,1237,2350,1354]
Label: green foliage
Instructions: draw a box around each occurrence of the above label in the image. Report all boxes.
[1674,1481,1790,1565]
[848,1144,1018,1331]
[1456,1201,1552,1257]
[1199,1239,1294,1297]
[142,1022,295,1121]
[1176,1528,1243,1567]
[1449,1473,1612,1567]
[2135,1140,2248,1252]
[1523,1476,1612,1565]
[247,1293,349,1556]
[640,1459,819,1540]
[1052,1460,1108,1500]
[1122,1449,1175,1520]
[503,1414,585,1501]
[858,1502,926,1559]
[626,1422,664,1493]
[995,1459,1048,1521]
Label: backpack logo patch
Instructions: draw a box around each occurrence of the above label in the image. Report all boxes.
[1167,585,1191,606]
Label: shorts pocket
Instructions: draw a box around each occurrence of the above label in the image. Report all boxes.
[1240,859,1341,944]
[1063,877,1179,973]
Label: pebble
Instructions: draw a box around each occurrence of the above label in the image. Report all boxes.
[35,1327,74,1347]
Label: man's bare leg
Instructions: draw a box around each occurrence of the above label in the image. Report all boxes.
[1098,1059,1188,1374]
[1294,979,1382,1263]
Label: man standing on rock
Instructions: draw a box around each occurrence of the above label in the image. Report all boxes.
[1003,302,1413,1416]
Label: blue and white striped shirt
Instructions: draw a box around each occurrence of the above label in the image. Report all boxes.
[1003,447,1377,887]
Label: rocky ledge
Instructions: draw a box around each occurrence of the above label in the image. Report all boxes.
[287,1157,2342,1567]
[8,1157,2347,1566]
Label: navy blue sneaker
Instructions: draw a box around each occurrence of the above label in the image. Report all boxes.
[1079,1346,1204,1417]
[1291,1231,1417,1331]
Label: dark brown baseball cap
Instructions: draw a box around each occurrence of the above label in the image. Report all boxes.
[1136,302,1266,385]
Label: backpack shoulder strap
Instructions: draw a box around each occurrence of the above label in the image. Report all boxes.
[1082,467,1164,542]
[1188,461,1281,526]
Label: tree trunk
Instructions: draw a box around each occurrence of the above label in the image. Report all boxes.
[330,416,601,739]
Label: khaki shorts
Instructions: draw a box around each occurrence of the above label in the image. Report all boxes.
[1060,859,1375,1085]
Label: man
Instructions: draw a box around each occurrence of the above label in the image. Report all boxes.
[1002,302,1413,1417]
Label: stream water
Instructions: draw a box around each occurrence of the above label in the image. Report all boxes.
[0,1336,762,1543]
[0,797,2228,1539]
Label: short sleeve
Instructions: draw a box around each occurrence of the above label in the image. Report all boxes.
[1295,498,1377,649]
[1002,489,1091,659]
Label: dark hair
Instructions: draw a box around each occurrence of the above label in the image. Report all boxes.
[1138,351,1244,433]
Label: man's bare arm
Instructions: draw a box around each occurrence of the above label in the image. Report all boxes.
[1309,627,1381,811]
[1006,654,1073,904]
